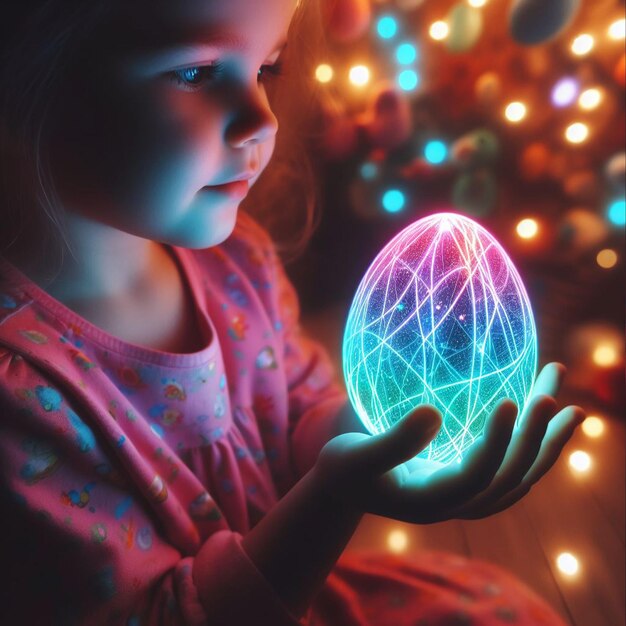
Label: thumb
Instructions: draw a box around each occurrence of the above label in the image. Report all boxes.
[346,405,442,479]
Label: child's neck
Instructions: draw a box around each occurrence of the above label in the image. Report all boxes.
[33,216,164,302]
[5,215,209,353]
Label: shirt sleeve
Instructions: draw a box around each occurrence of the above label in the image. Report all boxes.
[252,224,350,482]
[0,348,303,626]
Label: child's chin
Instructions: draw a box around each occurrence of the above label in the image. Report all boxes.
[179,210,239,250]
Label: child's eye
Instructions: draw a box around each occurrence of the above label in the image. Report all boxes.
[168,62,224,91]
[167,60,283,92]
[258,61,283,82]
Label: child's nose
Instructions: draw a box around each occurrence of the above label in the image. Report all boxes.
[225,91,278,148]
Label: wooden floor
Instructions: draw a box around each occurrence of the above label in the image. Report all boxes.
[302,305,625,626]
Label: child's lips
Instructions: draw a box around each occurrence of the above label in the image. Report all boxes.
[202,179,250,199]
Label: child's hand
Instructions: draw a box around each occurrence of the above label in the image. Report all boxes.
[313,363,585,524]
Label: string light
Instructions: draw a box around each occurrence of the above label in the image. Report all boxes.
[578,88,602,110]
[608,18,625,40]
[582,416,605,438]
[504,101,526,122]
[596,248,618,269]
[592,343,619,367]
[429,21,449,41]
[551,78,579,107]
[382,189,406,213]
[565,122,589,144]
[571,34,594,55]
[569,450,592,472]
[377,15,398,40]
[396,42,417,64]
[349,65,370,87]
[424,140,448,164]
[387,529,409,553]
[607,199,626,226]
[516,218,538,239]
[556,552,580,576]
[315,63,333,83]
[397,69,419,91]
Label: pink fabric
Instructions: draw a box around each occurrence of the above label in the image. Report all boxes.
[0,211,567,625]
[0,212,340,625]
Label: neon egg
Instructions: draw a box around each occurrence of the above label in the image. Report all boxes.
[343,212,537,464]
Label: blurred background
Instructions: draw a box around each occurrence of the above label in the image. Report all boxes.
[276,0,625,624]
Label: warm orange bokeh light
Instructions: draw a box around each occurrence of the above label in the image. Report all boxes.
[582,416,605,438]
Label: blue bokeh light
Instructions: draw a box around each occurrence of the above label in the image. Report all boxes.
[607,199,625,226]
[382,189,405,213]
[343,213,537,465]
[396,42,417,64]
[360,162,378,180]
[424,140,448,164]
[377,16,398,39]
[397,69,419,91]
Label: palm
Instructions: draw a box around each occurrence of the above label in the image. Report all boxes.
[316,363,585,525]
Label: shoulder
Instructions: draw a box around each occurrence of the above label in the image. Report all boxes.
[0,283,93,405]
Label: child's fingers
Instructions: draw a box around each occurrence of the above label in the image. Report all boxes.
[317,405,441,484]
[449,394,555,515]
[350,405,442,478]
[526,363,565,408]
[403,399,518,509]
[459,405,585,519]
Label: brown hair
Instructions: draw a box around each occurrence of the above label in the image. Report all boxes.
[243,0,330,263]
[0,2,113,284]
[0,0,329,283]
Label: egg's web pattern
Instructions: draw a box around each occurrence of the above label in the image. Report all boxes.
[343,213,537,465]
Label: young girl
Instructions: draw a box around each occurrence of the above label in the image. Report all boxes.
[0,0,585,624]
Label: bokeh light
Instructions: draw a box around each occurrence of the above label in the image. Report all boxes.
[387,529,409,553]
[516,218,539,239]
[396,42,417,64]
[571,34,594,55]
[569,450,592,472]
[582,416,605,438]
[430,21,449,41]
[596,249,618,269]
[578,88,602,110]
[593,343,619,367]
[424,140,448,164]
[556,552,580,576]
[468,0,488,6]
[382,189,406,213]
[343,213,537,465]
[551,78,579,107]
[377,16,398,39]
[607,199,626,226]
[315,63,333,83]
[360,162,378,180]
[398,69,419,91]
[565,122,589,144]
[505,101,527,122]
[608,18,625,40]
[349,65,370,86]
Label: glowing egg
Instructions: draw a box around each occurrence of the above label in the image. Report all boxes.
[343,213,537,465]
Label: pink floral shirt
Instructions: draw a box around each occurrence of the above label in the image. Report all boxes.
[0,211,347,625]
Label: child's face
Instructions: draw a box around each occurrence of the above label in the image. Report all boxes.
[44,0,296,248]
